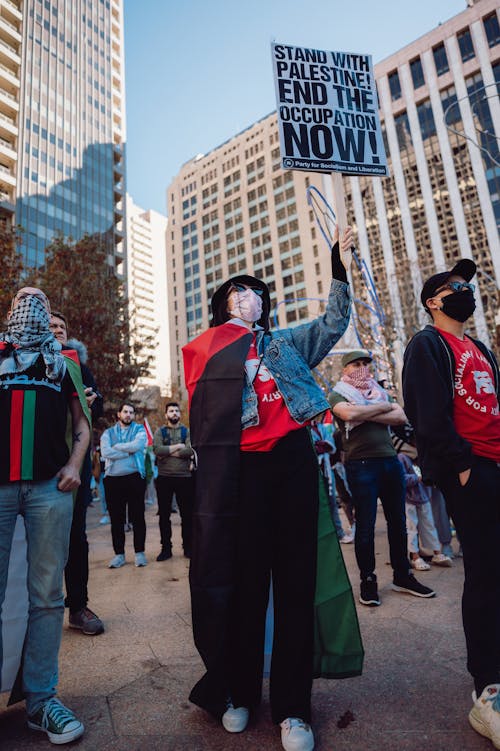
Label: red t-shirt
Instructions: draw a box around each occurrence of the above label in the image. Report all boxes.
[240,336,304,452]
[437,328,500,461]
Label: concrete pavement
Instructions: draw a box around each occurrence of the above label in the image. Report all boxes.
[0,501,492,751]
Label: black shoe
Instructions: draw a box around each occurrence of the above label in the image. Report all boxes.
[359,576,380,606]
[69,607,105,635]
[156,549,172,562]
[392,573,436,598]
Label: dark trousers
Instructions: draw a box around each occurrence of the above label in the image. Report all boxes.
[64,484,89,613]
[64,451,92,613]
[228,428,318,724]
[438,456,500,695]
[155,475,194,554]
[104,473,147,554]
[346,456,408,581]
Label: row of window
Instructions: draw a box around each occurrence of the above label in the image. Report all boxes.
[388,13,500,101]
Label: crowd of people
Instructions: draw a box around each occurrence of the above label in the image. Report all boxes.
[0,232,499,751]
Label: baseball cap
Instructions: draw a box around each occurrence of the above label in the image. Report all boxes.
[341,350,373,368]
[420,259,477,310]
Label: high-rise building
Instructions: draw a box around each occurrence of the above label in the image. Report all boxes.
[126,194,170,394]
[166,0,500,393]
[0,0,126,271]
[347,0,500,347]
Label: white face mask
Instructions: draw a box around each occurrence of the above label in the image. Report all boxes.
[228,288,263,323]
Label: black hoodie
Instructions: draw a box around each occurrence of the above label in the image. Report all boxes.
[402,325,499,484]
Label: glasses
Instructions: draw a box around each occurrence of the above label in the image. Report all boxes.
[435,281,475,295]
[229,283,264,296]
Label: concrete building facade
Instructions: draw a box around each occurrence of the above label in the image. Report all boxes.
[0,0,126,271]
[126,194,170,394]
[166,0,500,392]
[347,0,500,347]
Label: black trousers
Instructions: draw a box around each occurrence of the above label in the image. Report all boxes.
[228,428,318,724]
[64,451,92,613]
[104,473,147,554]
[64,483,89,613]
[155,475,194,554]
[438,456,500,695]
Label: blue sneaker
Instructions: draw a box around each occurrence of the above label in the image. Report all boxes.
[28,698,84,744]
[135,551,148,567]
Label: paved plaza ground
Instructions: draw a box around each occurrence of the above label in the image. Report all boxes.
[0,500,492,751]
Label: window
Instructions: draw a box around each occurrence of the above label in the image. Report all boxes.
[484,13,500,47]
[388,70,401,101]
[433,43,449,76]
[410,57,425,89]
[417,100,436,141]
[458,28,475,62]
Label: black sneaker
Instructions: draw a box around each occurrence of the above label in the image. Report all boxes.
[392,574,436,598]
[69,607,104,635]
[359,576,380,606]
[156,549,172,562]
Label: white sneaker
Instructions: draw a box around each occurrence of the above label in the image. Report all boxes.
[469,684,500,749]
[280,717,314,751]
[410,556,430,571]
[135,552,148,567]
[340,530,354,544]
[108,554,125,568]
[221,701,249,733]
[431,553,452,567]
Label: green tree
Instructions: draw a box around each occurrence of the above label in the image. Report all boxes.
[35,234,154,416]
[0,224,24,322]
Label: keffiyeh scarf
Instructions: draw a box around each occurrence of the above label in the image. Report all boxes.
[0,295,66,382]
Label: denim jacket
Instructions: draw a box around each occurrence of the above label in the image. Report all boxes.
[241,279,351,428]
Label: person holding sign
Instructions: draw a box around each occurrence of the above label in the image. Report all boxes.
[183,227,363,751]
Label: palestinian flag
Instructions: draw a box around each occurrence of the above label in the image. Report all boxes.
[182,323,363,719]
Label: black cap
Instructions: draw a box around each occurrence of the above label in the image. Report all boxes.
[420,259,477,310]
[210,275,271,331]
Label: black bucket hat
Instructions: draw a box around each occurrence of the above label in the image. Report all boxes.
[210,275,271,331]
[420,259,477,311]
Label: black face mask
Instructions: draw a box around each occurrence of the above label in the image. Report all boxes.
[440,291,476,323]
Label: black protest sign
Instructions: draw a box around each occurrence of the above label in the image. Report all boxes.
[271,43,389,176]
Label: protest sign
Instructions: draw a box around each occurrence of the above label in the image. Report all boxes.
[271,43,389,176]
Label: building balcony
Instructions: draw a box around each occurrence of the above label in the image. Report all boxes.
[0,36,20,65]
[0,85,18,114]
[0,0,22,23]
[0,133,16,161]
[0,59,18,88]
[0,109,16,136]
[0,15,21,43]
[0,161,16,187]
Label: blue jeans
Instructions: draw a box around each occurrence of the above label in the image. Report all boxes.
[345,456,409,581]
[0,477,73,714]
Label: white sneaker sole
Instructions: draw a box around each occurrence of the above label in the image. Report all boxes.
[469,708,500,749]
[391,584,435,598]
[27,720,84,745]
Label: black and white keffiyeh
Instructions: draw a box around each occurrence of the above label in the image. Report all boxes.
[0,295,66,382]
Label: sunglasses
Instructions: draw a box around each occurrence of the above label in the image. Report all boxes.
[229,283,264,296]
[435,281,475,295]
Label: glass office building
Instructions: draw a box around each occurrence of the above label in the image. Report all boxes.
[0,0,125,270]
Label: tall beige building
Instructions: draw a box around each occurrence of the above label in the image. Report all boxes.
[347,0,500,348]
[0,0,126,271]
[126,194,170,394]
[167,0,500,392]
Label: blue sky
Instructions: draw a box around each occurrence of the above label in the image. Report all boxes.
[124,0,466,215]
